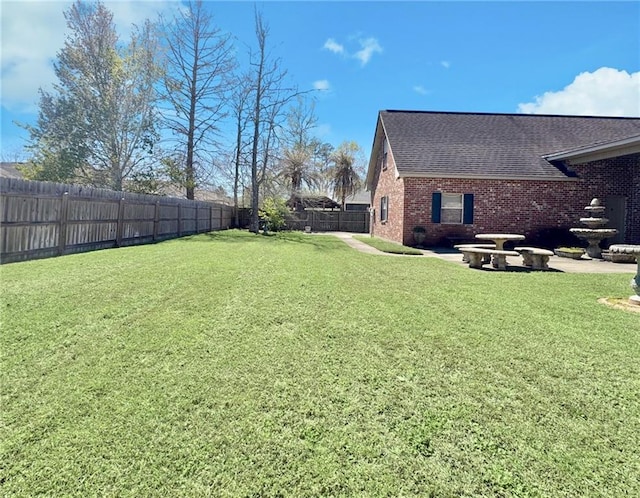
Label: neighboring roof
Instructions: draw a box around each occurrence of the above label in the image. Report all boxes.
[544,134,640,164]
[367,110,640,186]
[343,190,371,205]
[0,162,25,179]
[286,194,340,210]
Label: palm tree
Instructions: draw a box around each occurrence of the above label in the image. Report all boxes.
[331,142,362,210]
[281,144,314,197]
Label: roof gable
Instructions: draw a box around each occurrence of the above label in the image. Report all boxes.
[368,110,640,183]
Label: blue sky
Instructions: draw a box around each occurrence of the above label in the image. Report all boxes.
[1,0,639,160]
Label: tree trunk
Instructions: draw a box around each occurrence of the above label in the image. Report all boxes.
[233,116,242,228]
[186,55,198,200]
[249,17,265,234]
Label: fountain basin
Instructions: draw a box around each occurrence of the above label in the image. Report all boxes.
[570,228,618,259]
[570,228,618,238]
[578,218,609,229]
[584,206,605,214]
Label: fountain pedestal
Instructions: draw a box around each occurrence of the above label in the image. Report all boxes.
[569,199,617,259]
[609,245,640,306]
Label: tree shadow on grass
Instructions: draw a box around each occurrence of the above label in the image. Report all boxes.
[180,229,349,252]
[474,265,564,273]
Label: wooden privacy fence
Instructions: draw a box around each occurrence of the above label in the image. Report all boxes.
[1,178,233,264]
[285,210,369,233]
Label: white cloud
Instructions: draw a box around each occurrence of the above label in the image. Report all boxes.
[413,85,429,95]
[323,38,344,55]
[0,0,179,113]
[354,37,382,66]
[313,79,331,91]
[518,67,640,117]
[1,1,71,112]
[323,35,382,67]
[441,60,451,69]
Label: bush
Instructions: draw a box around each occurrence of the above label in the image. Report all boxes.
[528,226,581,250]
[258,197,288,233]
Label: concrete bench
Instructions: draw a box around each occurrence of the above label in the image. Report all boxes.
[515,246,554,270]
[457,247,519,270]
[454,243,496,263]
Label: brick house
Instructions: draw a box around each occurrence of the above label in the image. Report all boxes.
[366,110,640,247]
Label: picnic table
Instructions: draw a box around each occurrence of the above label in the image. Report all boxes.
[475,233,525,250]
[474,233,525,269]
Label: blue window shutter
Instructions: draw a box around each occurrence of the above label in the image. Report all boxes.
[463,193,474,224]
[432,192,441,223]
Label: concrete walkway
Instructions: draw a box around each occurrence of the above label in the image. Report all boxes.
[324,232,636,274]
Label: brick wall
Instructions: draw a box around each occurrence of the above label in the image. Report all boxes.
[372,154,638,247]
[571,155,639,244]
[402,177,587,246]
[370,141,405,243]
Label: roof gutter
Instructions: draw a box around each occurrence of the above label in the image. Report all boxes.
[544,134,640,164]
[397,172,578,182]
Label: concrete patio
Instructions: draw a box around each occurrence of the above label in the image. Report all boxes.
[328,232,637,274]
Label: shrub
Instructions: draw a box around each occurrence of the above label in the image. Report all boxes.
[259,197,288,232]
[528,226,581,250]
[556,247,585,254]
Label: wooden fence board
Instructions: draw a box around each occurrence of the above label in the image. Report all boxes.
[285,210,369,233]
[1,178,233,264]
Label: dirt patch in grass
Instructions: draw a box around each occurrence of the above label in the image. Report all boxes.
[598,297,640,313]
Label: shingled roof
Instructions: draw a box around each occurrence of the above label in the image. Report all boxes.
[367,110,640,185]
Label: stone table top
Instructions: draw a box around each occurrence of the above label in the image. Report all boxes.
[475,234,525,241]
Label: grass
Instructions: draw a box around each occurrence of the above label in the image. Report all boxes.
[2,230,639,496]
[353,235,424,255]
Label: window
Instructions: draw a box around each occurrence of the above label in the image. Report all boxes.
[380,196,389,222]
[382,139,388,170]
[432,192,474,224]
[441,193,464,224]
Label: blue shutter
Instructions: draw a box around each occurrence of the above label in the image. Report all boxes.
[432,192,442,223]
[463,193,474,224]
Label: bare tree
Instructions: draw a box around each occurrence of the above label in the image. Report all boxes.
[278,96,321,197]
[283,95,317,150]
[228,72,253,226]
[159,0,236,199]
[312,141,335,197]
[247,10,298,233]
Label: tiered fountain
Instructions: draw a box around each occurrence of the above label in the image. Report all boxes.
[569,198,617,259]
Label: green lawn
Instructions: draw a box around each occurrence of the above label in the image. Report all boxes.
[2,230,639,497]
[353,235,424,255]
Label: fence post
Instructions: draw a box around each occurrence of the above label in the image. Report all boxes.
[195,204,199,233]
[116,197,126,247]
[209,205,213,231]
[177,203,182,237]
[58,192,69,255]
[153,200,160,241]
